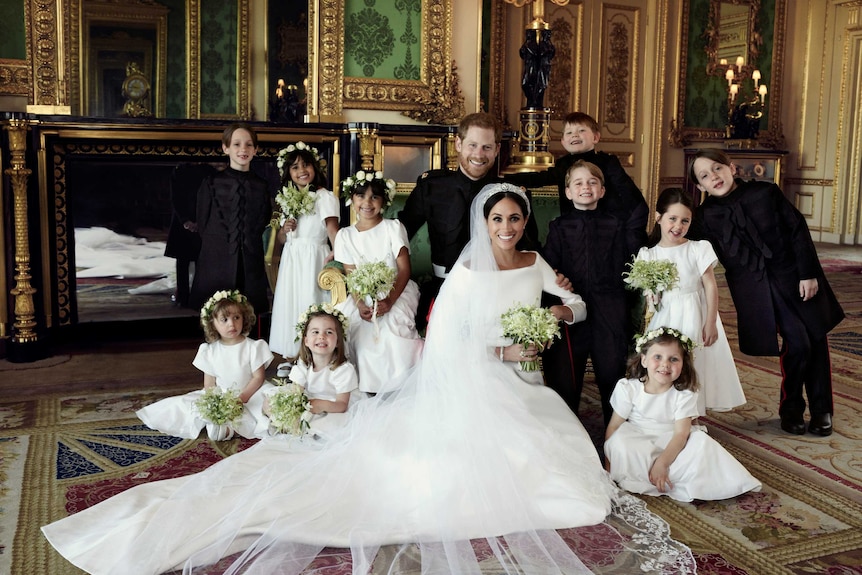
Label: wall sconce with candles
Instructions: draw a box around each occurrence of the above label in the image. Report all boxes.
[721,56,767,146]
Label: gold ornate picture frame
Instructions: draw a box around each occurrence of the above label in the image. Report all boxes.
[671,0,786,148]
[72,0,169,118]
[309,0,455,120]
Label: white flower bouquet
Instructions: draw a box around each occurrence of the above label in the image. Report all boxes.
[274,184,317,225]
[346,261,396,306]
[500,303,561,372]
[623,258,679,310]
[195,387,244,425]
[346,260,397,337]
[267,382,313,436]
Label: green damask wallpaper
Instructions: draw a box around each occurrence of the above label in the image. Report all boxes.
[344,0,421,80]
[200,0,237,116]
[162,0,187,118]
[0,2,26,60]
[683,0,775,130]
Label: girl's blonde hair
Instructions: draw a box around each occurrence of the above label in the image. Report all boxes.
[295,310,349,369]
[625,330,699,392]
[200,299,256,343]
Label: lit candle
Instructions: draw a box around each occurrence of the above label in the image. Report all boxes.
[720,58,727,66]
[736,56,744,72]
[276,78,285,99]
[752,69,761,88]
[759,84,768,104]
[730,84,739,102]
[726,69,735,86]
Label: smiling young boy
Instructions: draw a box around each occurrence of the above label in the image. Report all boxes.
[541,161,641,423]
[506,112,648,230]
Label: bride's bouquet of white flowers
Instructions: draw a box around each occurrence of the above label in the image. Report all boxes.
[267,381,313,436]
[622,258,679,326]
[274,183,317,226]
[194,387,244,425]
[500,303,561,372]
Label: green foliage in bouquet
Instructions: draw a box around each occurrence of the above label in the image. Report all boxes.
[500,303,561,372]
[268,382,313,436]
[195,387,244,425]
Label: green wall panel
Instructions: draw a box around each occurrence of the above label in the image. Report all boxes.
[162,0,187,118]
[344,0,421,80]
[0,1,25,60]
[200,0,237,116]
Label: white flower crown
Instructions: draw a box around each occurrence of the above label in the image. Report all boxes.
[634,326,696,354]
[201,289,247,320]
[276,141,327,177]
[295,303,350,342]
[340,170,397,207]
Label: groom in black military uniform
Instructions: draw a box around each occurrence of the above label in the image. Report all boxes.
[400,113,539,329]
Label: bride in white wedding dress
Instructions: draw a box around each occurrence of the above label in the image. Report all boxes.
[42,184,695,574]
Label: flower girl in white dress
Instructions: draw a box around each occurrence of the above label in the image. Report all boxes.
[334,171,423,393]
[264,303,361,439]
[269,142,340,367]
[605,327,761,502]
[635,187,746,414]
[136,290,273,440]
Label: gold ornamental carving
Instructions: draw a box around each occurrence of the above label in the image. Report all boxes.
[3,118,39,344]
[0,60,31,96]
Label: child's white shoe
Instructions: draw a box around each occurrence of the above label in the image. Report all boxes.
[206,423,235,441]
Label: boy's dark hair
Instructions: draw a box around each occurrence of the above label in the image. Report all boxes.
[280,148,328,189]
[221,122,258,148]
[647,187,696,246]
[201,300,256,343]
[625,333,699,392]
[295,311,349,368]
[563,112,600,133]
[457,113,502,144]
[688,148,732,184]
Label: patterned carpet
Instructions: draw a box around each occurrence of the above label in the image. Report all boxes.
[2,265,861,574]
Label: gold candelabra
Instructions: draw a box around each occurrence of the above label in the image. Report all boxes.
[722,57,768,142]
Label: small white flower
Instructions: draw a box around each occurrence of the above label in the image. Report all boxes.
[355,170,366,180]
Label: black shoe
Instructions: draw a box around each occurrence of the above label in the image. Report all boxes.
[780,413,806,435]
[808,413,833,436]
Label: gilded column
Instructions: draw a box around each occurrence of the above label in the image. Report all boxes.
[3,116,44,360]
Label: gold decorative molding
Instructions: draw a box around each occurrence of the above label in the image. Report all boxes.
[487,0,508,126]
[4,118,38,344]
[315,0,454,118]
[356,126,379,172]
[29,0,65,108]
[0,59,31,96]
[309,0,345,119]
[600,4,639,143]
[401,60,465,125]
[784,178,834,186]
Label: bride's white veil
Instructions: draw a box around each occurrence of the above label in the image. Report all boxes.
[81,183,695,574]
